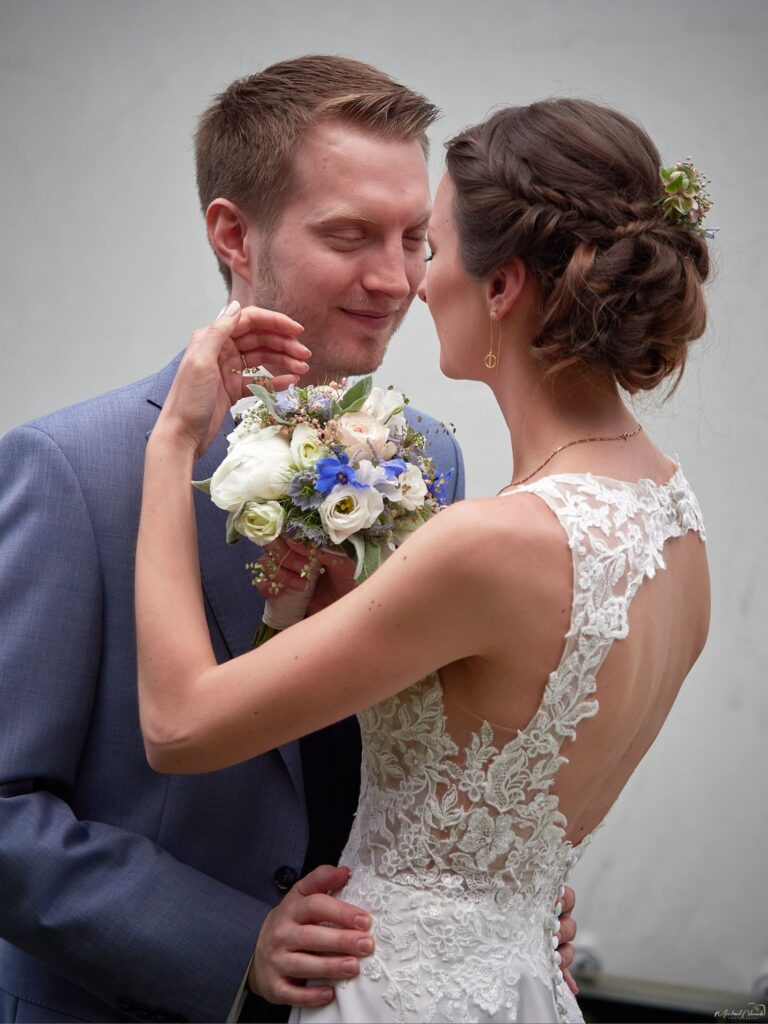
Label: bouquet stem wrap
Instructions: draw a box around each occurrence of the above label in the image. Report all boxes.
[252,557,322,647]
[262,570,320,631]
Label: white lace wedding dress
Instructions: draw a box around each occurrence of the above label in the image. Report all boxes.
[291,464,705,1023]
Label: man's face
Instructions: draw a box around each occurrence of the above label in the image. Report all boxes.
[246,121,431,382]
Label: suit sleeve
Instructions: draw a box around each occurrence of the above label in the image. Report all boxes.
[0,426,270,1023]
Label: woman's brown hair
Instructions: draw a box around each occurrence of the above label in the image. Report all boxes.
[445,99,710,393]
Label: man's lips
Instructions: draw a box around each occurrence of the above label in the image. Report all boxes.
[338,307,398,328]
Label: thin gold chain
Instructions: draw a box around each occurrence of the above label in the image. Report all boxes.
[499,424,643,492]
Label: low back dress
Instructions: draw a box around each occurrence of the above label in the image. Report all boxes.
[292,463,705,1024]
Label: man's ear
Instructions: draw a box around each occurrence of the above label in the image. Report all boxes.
[485,256,527,318]
[205,199,256,286]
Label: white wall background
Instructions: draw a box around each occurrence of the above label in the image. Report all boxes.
[2,0,766,998]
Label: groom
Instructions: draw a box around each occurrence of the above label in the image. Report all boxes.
[0,55,573,1024]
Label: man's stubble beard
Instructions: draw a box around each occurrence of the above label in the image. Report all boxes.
[252,258,408,383]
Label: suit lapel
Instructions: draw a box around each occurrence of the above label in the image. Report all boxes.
[145,355,305,801]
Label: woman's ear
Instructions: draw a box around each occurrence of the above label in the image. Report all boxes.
[205,199,256,286]
[485,256,527,318]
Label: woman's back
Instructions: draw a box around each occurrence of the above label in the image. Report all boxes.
[310,457,708,1024]
[441,454,710,847]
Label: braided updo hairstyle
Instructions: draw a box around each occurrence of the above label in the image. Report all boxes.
[445,99,710,393]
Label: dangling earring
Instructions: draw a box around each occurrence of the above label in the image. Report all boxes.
[485,311,502,370]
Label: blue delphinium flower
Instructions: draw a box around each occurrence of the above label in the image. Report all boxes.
[288,472,324,510]
[380,457,407,479]
[428,468,454,505]
[315,454,367,495]
[274,388,300,415]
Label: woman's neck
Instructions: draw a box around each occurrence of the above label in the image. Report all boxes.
[490,350,638,486]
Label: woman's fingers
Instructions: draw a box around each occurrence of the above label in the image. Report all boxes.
[230,304,304,339]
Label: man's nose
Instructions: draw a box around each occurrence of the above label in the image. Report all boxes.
[362,245,412,299]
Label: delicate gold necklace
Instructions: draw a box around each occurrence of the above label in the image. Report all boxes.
[500,424,643,491]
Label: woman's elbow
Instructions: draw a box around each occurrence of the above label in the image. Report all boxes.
[140,713,195,774]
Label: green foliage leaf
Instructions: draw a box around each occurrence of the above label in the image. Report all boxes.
[344,534,366,578]
[226,505,244,544]
[358,540,382,583]
[394,515,421,534]
[337,375,373,415]
[191,477,212,495]
[247,384,293,425]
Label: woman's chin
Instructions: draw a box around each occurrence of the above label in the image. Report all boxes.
[439,353,480,383]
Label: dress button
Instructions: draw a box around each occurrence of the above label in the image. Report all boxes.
[274,865,299,892]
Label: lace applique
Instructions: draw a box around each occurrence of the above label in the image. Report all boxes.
[336,463,704,1023]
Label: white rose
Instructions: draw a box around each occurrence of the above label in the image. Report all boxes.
[290,423,327,471]
[361,387,407,435]
[319,484,384,544]
[210,427,293,509]
[390,464,428,511]
[235,501,285,544]
[337,412,397,463]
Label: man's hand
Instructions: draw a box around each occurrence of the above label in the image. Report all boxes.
[252,538,357,613]
[249,865,374,1008]
[556,885,579,996]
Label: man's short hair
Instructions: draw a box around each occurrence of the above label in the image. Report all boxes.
[195,54,439,287]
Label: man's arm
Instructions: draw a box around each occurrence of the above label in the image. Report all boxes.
[0,425,268,1022]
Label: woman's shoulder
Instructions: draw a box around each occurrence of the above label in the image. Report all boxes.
[416,492,568,582]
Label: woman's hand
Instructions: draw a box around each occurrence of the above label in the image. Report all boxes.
[251,537,358,611]
[158,301,310,458]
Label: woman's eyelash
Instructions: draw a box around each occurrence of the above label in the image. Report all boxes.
[424,252,434,263]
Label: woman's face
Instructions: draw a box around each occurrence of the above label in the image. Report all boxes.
[418,174,490,381]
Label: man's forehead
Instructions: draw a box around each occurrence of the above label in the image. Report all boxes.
[287,121,430,203]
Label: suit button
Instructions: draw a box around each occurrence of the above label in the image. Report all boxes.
[118,998,133,1013]
[273,865,298,892]
[134,1006,150,1021]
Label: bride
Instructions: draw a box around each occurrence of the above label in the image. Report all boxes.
[135,98,711,1023]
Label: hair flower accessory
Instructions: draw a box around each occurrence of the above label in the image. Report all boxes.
[659,159,715,237]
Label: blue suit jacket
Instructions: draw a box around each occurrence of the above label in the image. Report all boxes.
[0,355,464,1023]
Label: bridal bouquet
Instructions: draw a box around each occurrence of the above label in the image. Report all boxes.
[194,376,449,642]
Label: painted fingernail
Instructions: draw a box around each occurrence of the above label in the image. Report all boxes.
[354,914,371,929]
[357,938,373,954]
[342,959,357,976]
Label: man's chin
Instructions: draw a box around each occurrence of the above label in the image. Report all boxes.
[316,343,391,380]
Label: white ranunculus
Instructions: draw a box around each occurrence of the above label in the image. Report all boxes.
[319,484,384,544]
[361,387,407,435]
[290,424,327,471]
[210,427,293,509]
[337,412,397,464]
[390,464,428,511]
[235,501,285,545]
